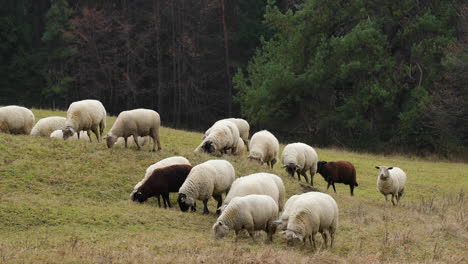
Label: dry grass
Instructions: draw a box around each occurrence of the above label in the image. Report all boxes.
[0,109,466,263]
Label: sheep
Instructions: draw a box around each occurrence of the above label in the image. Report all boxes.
[50,129,90,141]
[275,194,301,231]
[317,161,358,196]
[282,192,339,250]
[233,137,245,156]
[198,120,239,156]
[248,130,279,168]
[376,166,407,206]
[281,143,318,185]
[115,136,150,148]
[130,156,191,202]
[222,172,285,211]
[0,105,35,135]
[131,164,192,208]
[62,99,106,142]
[213,194,278,242]
[205,118,250,150]
[178,159,235,215]
[30,116,66,137]
[105,108,161,151]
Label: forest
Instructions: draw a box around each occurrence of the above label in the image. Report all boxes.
[1,0,466,158]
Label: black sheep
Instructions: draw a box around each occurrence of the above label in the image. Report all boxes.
[317,161,358,196]
[131,164,192,208]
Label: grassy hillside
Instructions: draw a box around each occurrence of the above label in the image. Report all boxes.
[0,109,466,263]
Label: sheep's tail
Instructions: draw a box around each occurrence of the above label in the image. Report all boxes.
[355,182,359,187]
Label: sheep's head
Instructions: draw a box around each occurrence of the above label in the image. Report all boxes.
[131,189,148,203]
[247,152,263,165]
[202,141,216,154]
[177,193,194,212]
[376,166,393,180]
[105,134,118,148]
[62,126,75,140]
[284,230,303,246]
[317,161,327,174]
[212,221,229,239]
[282,163,299,177]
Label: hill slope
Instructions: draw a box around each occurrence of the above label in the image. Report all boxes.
[0,109,466,263]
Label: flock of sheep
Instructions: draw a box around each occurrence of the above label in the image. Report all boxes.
[0,99,408,249]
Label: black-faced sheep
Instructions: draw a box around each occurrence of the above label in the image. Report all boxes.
[317,161,358,196]
[132,164,192,208]
[281,143,318,185]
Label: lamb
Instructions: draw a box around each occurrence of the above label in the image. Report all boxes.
[62,99,106,142]
[115,136,150,147]
[130,156,191,202]
[30,116,66,137]
[198,120,239,156]
[0,105,35,135]
[50,129,90,141]
[281,143,318,185]
[317,161,358,196]
[248,130,279,168]
[376,166,407,206]
[205,118,250,150]
[222,172,285,211]
[178,160,235,214]
[105,108,161,151]
[213,194,278,242]
[283,192,339,250]
[131,164,192,208]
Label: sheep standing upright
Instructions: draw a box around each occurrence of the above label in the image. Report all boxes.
[0,106,35,135]
[317,161,358,196]
[283,192,339,250]
[213,194,278,242]
[376,166,407,206]
[62,99,106,142]
[281,143,318,185]
[178,160,235,214]
[248,130,279,168]
[198,120,239,156]
[105,108,161,151]
[30,116,66,137]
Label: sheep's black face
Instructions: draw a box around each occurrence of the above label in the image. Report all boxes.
[132,191,148,203]
[202,141,215,154]
[285,164,296,177]
[317,161,327,174]
[177,193,189,212]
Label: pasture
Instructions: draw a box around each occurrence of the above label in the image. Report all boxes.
[0,109,466,263]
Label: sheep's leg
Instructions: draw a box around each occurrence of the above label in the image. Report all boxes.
[202,199,210,214]
[99,120,105,138]
[271,159,276,169]
[87,130,92,142]
[330,229,335,248]
[91,125,100,142]
[311,233,317,250]
[332,183,337,193]
[243,139,249,151]
[350,184,355,196]
[321,231,328,248]
[213,194,223,215]
[266,222,277,242]
[327,182,332,190]
[301,171,309,184]
[133,134,142,150]
[124,137,128,148]
[234,230,240,242]
[391,194,396,206]
[156,195,161,208]
[247,229,256,242]
[163,193,171,208]
[152,127,161,151]
[191,202,196,212]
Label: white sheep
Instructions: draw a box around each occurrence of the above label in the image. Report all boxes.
[213,194,278,242]
[105,108,161,151]
[233,137,245,156]
[376,166,407,206]
[178,159,235,214]
[205,118,250,149]
[197,120,239,156]
[50,129,90,141]
[130,156,191,202]
[62,99,106,142]
[30,116,66,137]
[248,130,279,168]
[275,194,301,231]
[283,192,339,249]
[115,135,150,148]
[281,143,318,185]
[0,105,35,135]
[222,172,285,211]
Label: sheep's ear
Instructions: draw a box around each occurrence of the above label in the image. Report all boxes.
[388,167,393,170]
[375,166,380,169]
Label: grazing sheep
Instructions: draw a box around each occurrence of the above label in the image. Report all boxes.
[317,161,358,196]
[62,99,106,142]
[248,130,279,168]
[178,160,235,214]
[213,194,278,242]
[222,172,285,211]
[130,156,191,202]
[376,166,407,206]
[115,135,150,148]
[281,143,318,185]
[50,129,90,141]
[30,116,66,137]
[275,194,301,231]
[0,106,35,135]
[131,164,192,208]
[105,108,161,151]
[206,118,250,150]
[198,120,239,156]
[233,137,245,156]
[283,192,339,250]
